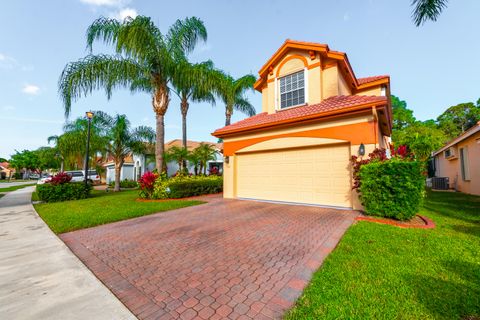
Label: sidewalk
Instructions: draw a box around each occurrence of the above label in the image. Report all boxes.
[0,187,136,320]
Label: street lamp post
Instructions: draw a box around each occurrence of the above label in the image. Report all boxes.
[84,111,94,187]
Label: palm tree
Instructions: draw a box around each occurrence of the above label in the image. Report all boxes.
[96,112,155,191]
[166,145,190,174]
[215,72,256,126]
[412,0,448,26]
[171,60,217,150]
[193,143,218,175]
[47,135,65,171]
[58,15,207,172]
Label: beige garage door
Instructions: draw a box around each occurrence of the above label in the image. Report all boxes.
[235,144,351,208]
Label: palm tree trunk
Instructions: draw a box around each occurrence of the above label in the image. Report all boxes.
[153,85,170,172]
[181,98,189,170]
[114,159,123,192]
[225,108,232,126]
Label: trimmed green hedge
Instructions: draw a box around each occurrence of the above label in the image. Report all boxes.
[36,183,92,203]
[358,159,425,221]
[152,176,223,199]
[108,179,138,188]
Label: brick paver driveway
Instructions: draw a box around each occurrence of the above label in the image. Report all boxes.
[61,195,358,319]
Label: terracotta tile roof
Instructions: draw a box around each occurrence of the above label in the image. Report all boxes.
[357,75,389,85]
[213,95,387,136]
[165,139,223,151]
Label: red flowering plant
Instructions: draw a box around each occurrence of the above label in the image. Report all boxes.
[351,148,388,191]
[49,172,72,186]
[351,145,414,191]
[138,171,158,199]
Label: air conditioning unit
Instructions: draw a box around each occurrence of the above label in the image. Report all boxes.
[444,147,457,160]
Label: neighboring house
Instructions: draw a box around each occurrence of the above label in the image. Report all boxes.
[0,162,13,179]
[103,139,223,183]
[213,40,392,209]
[163,139,223,176]
[431,121,480,195]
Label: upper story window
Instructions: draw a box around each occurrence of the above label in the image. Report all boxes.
[279,70,305,109]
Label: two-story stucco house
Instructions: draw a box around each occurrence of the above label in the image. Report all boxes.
[212,40,392,209]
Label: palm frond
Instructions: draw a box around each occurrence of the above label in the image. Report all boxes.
[412,0,448,26]
[233,74,256,95]
[166,17,207,58]
[58,54,145,117]
[234,97,256,116]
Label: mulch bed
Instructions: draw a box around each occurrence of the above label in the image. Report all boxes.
[356,214,435,229]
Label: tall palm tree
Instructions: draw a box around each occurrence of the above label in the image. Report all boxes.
[97,112,155,192]
[171,60,217,150]
[58,15,207,172]
[47,135,65,171]
[215,72,256,126]
[412,0,448,26]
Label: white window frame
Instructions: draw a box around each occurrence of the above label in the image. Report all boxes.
[276,68,308,110]
[459,147,470,181]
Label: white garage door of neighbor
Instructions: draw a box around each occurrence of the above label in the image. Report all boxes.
[235,144,351,208]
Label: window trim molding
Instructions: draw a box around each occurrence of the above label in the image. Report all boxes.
[276,68,308,111]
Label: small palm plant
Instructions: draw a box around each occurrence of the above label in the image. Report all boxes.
[58,15,207,172]
[192,143,218,175]
[97,112,155,192]
[215,72,256,126]
[166,145,190,174]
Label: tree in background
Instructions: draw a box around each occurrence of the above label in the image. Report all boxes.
[393,122,447,162]
[97,112,155,192]
[391,95,416,131]
[437,102,480,139]
[35,147,61,173]
[411,0,449,26]
[9,150,40,178]
[59,16,207,173]
[215,73,256,126]
[391,95,448,162]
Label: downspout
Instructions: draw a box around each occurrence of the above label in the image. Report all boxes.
[372,106,378,148]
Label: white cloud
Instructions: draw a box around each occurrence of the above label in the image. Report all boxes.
[0,53,17,69]
[80,0,128,7]
[22,84,40,95]
[2,105,15,111]
[113,7,138,21]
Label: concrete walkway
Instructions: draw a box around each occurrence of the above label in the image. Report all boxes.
[0,180,36,188]
[0,187,136,320]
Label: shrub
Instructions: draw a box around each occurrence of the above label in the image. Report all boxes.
[138,171,158,199]
[108,179,138,188]
[36,182,92,203]
[152,175,223,199]
[358,159,425,221]
[49,172,72,185]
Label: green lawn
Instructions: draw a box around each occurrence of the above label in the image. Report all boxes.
[287,191,480,320]
[33,190,204,234]
[0,183,36,192]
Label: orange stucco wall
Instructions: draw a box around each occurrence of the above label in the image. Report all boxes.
[434,132,480,195]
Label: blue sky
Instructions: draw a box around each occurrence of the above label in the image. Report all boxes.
[1,0,480,159]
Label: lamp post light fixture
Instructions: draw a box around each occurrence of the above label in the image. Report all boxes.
[359,143,365,156]
[84,111,94,187]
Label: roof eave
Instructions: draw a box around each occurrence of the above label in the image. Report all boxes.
[212,100,387,138]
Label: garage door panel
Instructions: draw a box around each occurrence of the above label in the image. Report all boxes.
[236,144,351,207]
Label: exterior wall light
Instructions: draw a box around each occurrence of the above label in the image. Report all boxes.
[224,156,230,164]
[359,143,365,156]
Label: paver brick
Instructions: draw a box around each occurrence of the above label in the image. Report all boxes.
[60,195,357,319]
